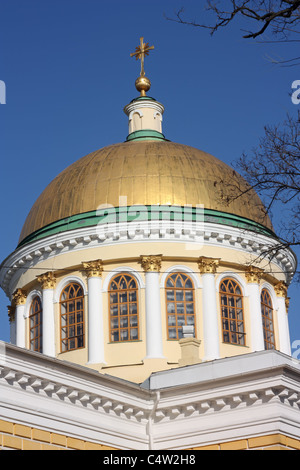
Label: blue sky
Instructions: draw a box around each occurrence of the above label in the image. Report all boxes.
[0,0,299,351]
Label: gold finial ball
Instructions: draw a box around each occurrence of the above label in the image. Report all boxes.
[135,75,151,96]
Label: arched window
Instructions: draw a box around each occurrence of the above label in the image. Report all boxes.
[261,289,276,350]
[108,274,139,342]
[29,296,42,352]
[60,283,84,352]
[165,272,195,340]
[220,278,245,346]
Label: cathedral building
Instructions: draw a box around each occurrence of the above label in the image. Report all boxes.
[0,39,299,451]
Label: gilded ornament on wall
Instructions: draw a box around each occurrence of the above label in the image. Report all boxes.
[82,259,104,278]
[245,266,264,284]
[140,255,162,272]
[7,305,15,322]
[12,288,27,306]
[274,281,288,298]
[37,271,56,289]
[198,257,220,274]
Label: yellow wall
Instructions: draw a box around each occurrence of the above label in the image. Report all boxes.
[0,419,117,450]
[18,241,285,383]
[0,418,299,450]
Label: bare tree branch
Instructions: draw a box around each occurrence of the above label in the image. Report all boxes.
[165,1,300,64]
[213,112,300,254]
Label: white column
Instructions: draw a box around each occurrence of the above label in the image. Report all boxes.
[12,289,27,348]
[8,306,16,345]
[140,255,164,359]
[198,257,220,361]
[82,260,105,365]
[37,272,56,357]
[245,267,265,352]
[275,282,291,356]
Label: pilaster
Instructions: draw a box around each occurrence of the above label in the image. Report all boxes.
[12,289,27,349]
[245,266,265,352]
[7,306,16,345]
[140,255,164,360]
[274,281,291,355]
[82,260,105,365]
[198,257,220,361]
[37,272,56,357]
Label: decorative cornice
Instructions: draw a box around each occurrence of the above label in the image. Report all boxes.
[198,257,220,274]
[245,266,264,284]
[140,255,162,272]
[124,98,165,116]
[274,281,288,298]
[17,206,276,248]
[12,288,27,306]
[1,352,300,427]
[82,259,104,278]
[1,345,300,449]
[37,271,56,289]
[0,220,296,298]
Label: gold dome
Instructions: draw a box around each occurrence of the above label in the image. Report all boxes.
[19,140,272,243]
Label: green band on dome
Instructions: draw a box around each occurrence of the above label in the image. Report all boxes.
[18,206,277,247]
[126,129,167,142]
[130,96,157,103]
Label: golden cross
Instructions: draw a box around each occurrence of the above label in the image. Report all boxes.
[130,37,154,77]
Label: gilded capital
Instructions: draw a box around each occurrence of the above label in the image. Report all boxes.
[12,288,27,306]
[285,297,290,312]
[274,281,288,298]
[37,271,56,289]
[140,255,162,272]
[82,259,104,278]
[7,305,15,323]
[198,257,220,274]
[245,266,264,284]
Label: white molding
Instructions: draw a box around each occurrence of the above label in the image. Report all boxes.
[24,289,42,319]
[0,220,296,298]
[54,275,87,303]
[215,271,249,297]
[102,266,145,292]
[124,99,165,116]
[160,265,202,289]
[128,109,143,120]
[260,281,279,311]
[1,344,300,449]
[153,111,162,120]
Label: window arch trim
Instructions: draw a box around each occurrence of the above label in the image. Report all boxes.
[261,287,276,350]
[219,277,246,346]
[59,281,85,352]
[108,273,140,343]
[160,265,201,289]
[260,282,278,310]
[54,276,87,303]
[165,271,196,340]
[29,295,43,353]
[216,272,247,297]
[25,289,42,319]
[103,267,145,292]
